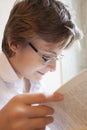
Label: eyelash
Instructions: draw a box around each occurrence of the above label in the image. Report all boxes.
[42,55,52,59]
[42,55,50,61]
[42,56,50,63]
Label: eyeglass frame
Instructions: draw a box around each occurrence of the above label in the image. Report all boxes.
[27,42,63,64]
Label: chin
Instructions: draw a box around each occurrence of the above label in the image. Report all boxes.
[26,72,43,82]
[33,77,42,82]
[31,75,43,82]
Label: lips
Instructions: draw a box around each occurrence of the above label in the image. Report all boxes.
[37,71,45,75]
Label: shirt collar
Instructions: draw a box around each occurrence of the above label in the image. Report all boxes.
[0,52,20,83]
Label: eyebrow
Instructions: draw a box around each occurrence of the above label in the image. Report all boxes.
[43,49,57,56]
[48,50,57,55]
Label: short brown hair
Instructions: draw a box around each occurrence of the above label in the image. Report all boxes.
[2,0,81,57]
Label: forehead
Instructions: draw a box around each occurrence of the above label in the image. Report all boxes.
[31,38,64,55]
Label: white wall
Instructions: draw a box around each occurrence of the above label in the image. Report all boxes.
[63,0,87,84]
[76,0,87,70]
[0,0,15,47]
[61,0,87,83]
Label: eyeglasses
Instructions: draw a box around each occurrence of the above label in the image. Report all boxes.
[28,42,63,64]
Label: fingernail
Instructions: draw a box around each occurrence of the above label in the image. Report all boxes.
[47,117,54,124]
[54,93,64,100]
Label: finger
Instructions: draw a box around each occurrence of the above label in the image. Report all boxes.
[16,93,64,105]
[38,129,45,130]
[16,93,47,104]
[35,128,45,130]
[45,92,64,102]
[25,116,53,129]
[25,105,54,118]
[34,127,45,130]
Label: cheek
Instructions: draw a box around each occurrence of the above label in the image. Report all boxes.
[15,48,45,77]
[20,62,45,81]
[18,55,43,75]
[19,59,39,73]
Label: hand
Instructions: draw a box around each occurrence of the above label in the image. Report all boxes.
[0,93,64,130]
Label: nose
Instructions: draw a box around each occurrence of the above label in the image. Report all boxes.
[47,61,57,72]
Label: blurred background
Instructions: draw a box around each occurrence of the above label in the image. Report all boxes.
[0,0,87,93]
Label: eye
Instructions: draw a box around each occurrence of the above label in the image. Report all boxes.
[42,56,50,62]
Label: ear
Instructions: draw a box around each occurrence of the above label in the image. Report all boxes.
[7,37,20,53]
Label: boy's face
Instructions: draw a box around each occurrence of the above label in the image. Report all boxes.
[9,38,62,81]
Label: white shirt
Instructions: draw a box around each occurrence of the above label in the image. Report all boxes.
[0,52,45,109]
[0,52,51,130]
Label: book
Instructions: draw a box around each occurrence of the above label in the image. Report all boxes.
[47,69,87,130]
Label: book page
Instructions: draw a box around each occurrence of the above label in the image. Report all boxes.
[47,70,87,130]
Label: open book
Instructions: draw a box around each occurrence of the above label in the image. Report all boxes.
[47,69,87,130]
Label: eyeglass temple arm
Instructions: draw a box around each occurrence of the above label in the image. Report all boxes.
[28,42,38,52]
